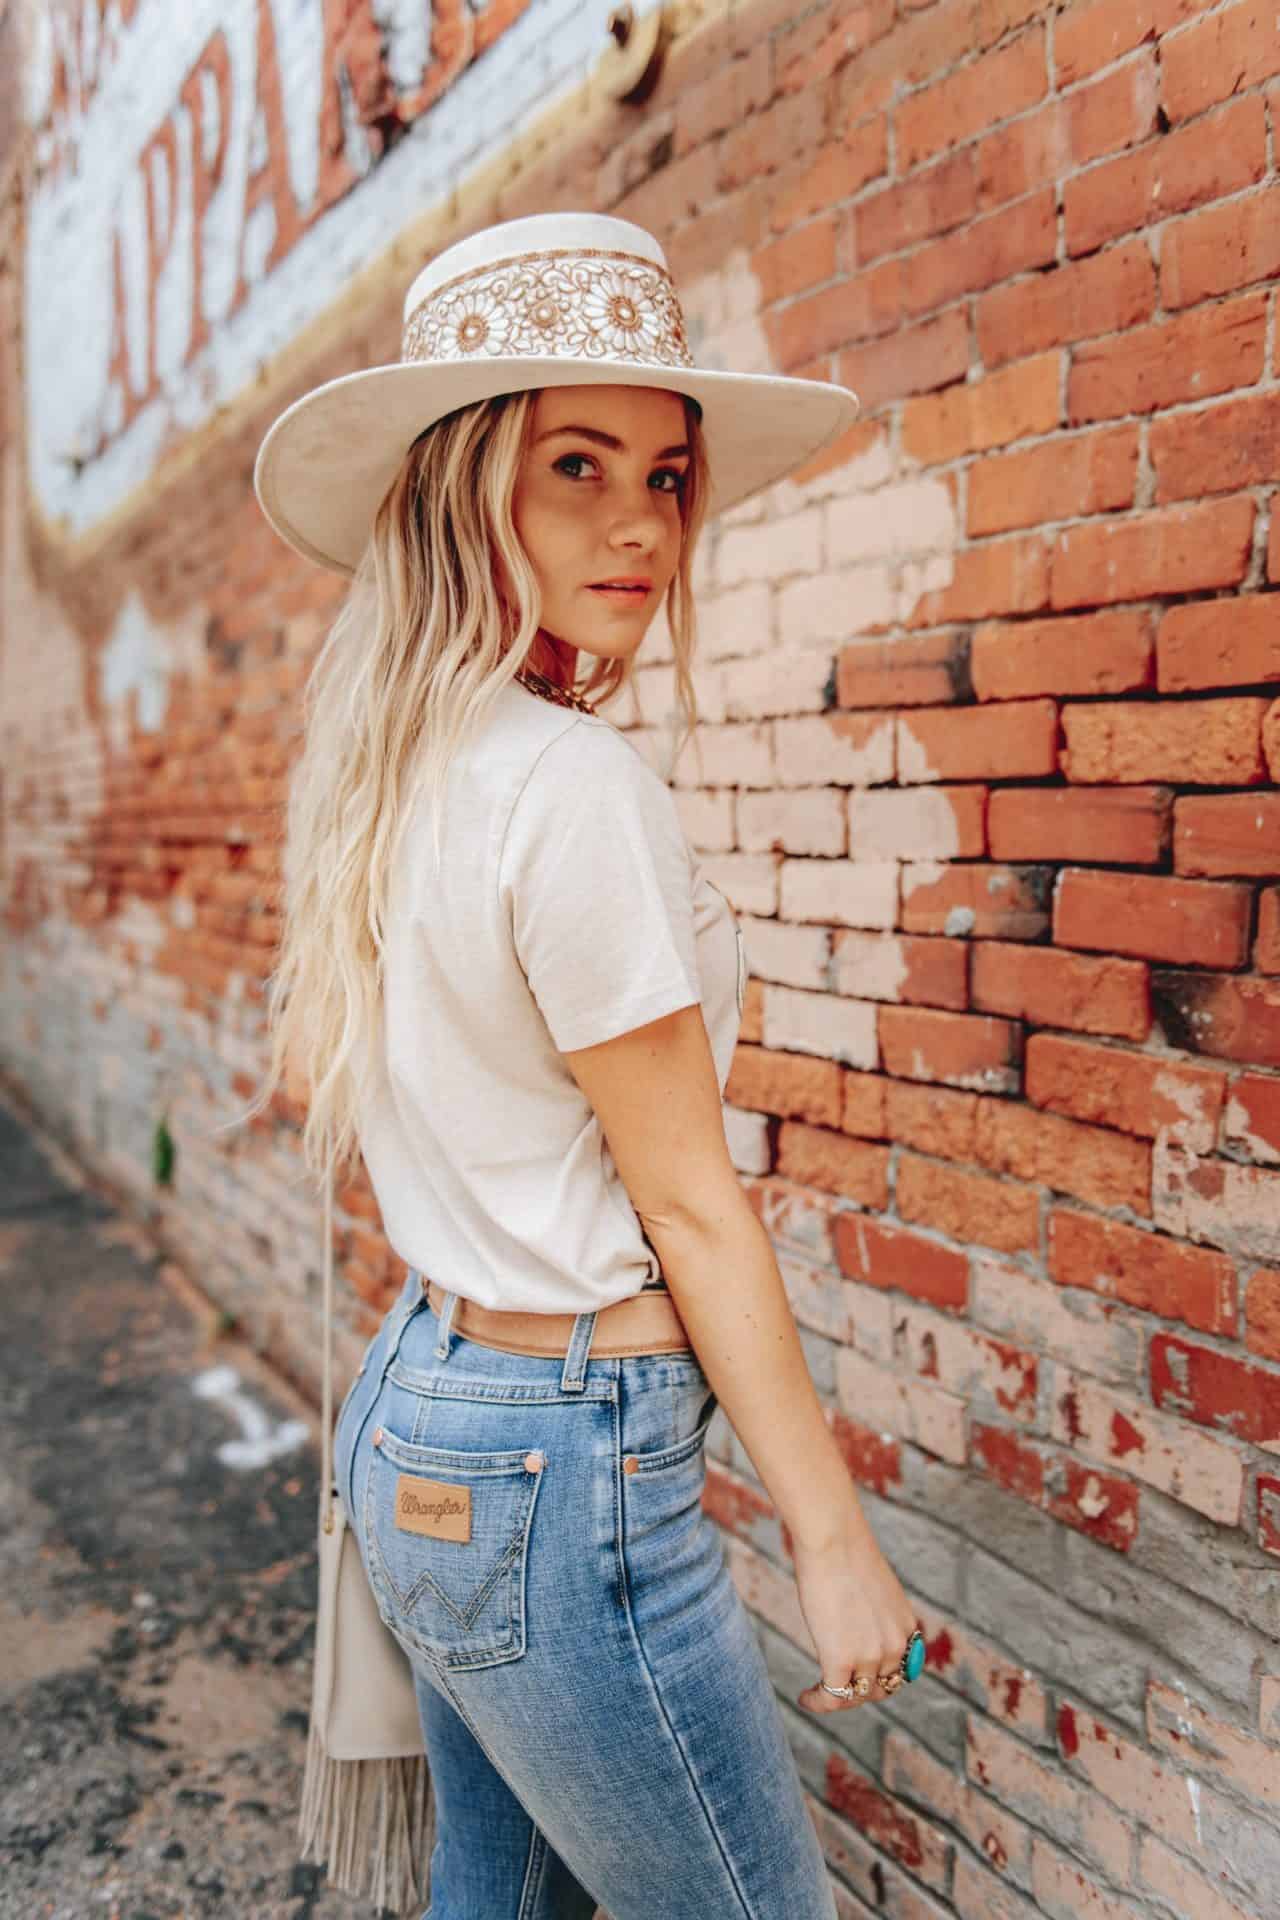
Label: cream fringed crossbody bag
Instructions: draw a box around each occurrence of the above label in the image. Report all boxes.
[297,1136,436,1912]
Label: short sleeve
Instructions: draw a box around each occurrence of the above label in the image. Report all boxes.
[499,722,702,1053]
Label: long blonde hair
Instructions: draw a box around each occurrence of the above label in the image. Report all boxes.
[231,385,711,1186]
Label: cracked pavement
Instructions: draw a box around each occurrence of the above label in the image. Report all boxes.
[0,1092,393,1920]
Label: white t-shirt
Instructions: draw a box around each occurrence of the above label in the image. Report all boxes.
[355,679,746,1314]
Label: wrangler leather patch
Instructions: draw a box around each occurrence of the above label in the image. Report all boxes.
[394,1473,471,1542]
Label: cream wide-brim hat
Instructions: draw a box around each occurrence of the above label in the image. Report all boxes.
[253,211,861,575]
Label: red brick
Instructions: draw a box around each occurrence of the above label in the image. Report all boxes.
[1264,697,1280,779]
[883,1079,979,1160]
[974,1096,1151,1213]
[972,1424,1142,1551]
[902,353,1060,465]
[1049,1207,1238,1335]
[1151,970,1280,1068]
[1064,96,1267,255]
[897,1152,1041,1253]
[1173,796,1280,879]
[977,240,1155,367]
[896,27,1048,171]
[752,215,840,307]
[1151,391,1280,504]
[1054,0,1214,88]
[1027,1032,1228,1148]
[971,610,1154,700]
[1161,0,1280,123]
[854,147,977,265]
[1052,498,1256,610]
[838,307,971,411]
[989,786,1172,865]
[1258,888,1280,973]
[1060,693,1268,783]
[879,1004,1022,1093]
[971,1420,1046,1501]
[833,1213,970,1311]
[768,117,890,229]
[902,861,1053,939]
[1225,1073,1280,1163]
[1262,1474,1280,1556]
[972,941,1150,1041]
[841,1067,889,1139]
[1054,869,1253,969]
[907,532,1050,625]
[1245,1268,1280,1361]
[831,927,971,1007]
[1151,1331,1280,1449]
[725,1045,845,1128]
[1052,1371,1244,1525]
[1162,184,1280,309]
[967,426,1139,537]
[1157,596,1280,692]
[775,1121,892,1207]
[836,631,971,709]
[1068,293,1266,423]
[972,55,1157,207]
[897,699,1059,782]
[901,188,1057,320]
[828,1408,905,1498]
[1271,504,1280,584]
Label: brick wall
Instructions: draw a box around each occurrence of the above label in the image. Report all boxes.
[2,1,1279,1915]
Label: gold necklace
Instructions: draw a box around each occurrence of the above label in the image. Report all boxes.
[514,663,598,716]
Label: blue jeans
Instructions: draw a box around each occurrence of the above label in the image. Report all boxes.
[333,1268,839,1920]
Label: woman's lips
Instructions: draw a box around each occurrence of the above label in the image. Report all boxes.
[588,584,651,601]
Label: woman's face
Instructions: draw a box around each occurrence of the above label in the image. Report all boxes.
[507,383,691,675]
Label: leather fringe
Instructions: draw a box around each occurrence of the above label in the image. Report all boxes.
[298,1718,436,1914]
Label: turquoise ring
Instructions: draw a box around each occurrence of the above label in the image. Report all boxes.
[900,1629,926,1683]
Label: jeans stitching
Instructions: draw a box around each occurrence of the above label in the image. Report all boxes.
[517,1823,548,1920]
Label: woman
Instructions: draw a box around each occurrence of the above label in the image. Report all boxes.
[248,212,923,1919]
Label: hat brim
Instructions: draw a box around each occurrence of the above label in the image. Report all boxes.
[253,357,860,575]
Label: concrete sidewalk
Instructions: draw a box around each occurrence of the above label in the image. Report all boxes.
[0,1090,383,1919]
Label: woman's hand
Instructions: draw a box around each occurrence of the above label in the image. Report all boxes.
[791,1516,921,1715]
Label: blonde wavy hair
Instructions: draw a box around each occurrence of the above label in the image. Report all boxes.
[230,384,711,1188]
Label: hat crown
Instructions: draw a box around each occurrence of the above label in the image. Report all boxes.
[399,212,693,373]
[401,214,667,323]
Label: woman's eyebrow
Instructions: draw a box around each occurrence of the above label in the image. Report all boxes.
[535,425,690,458]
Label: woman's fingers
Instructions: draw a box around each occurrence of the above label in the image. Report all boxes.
[798,1667,895,1714]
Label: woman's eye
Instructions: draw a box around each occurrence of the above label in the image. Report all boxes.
[553,454,686,493]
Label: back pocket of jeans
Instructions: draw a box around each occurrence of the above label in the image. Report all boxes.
[362,1423,545,1672]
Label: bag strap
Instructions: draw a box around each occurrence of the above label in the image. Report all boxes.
[320,1129,336,1535]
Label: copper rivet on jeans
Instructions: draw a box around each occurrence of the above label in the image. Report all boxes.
[524,1451,544,1473]
[372,1427,383,1445]
[623,1455,638,1474]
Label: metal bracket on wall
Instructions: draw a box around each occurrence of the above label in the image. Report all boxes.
[599,3,672,105]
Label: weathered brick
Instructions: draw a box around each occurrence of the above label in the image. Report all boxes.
[1027,1032,1227,1151]
[1049,1207,1238,1337]
[898,699,1059,782]
[1157,594,1280,693]
[883,1079,980,1160]
[973,1096,1151,1214]
[773,711,897,788]
[834,1345,968,1465]
[1147,1678,1280,1817]
[1224,1074,1280,1165]
[1173,795,1280,879]
[902,189,1057,320]
[1256,888,1280,974]
[836,632,971,710]
[902,861,1053,940]
[1154,1138,1280,1264]
[971,609,1154,701]
[1150,1329,1280,1449]
[838,307,972,411]
[724,1044,844,1127]
[775,1119,891,1205]
[1054,1699,1198,1848]
[971,941,1150,1040]
[853,146,977,265]
[848,785,986,859]
[897,1152,1041,1253]
[906,532,1051,626]
[1052,1370,1245,1524]
[879,1004,1022,1093]
[833,1211,970,1311]
[1138,1831,1264,1920]
[1151,969,1280,1068]
[990,786,1171,865]
[830,926,969,1008]
[1054,0,1213,88]
[1060,695,1268,785]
